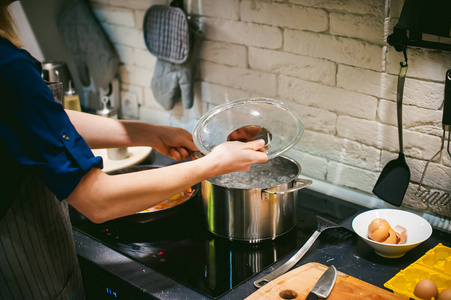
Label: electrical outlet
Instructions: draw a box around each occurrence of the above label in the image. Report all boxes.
[121,91,138,118]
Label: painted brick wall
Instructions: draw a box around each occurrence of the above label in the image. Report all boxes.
[90,0,451,216]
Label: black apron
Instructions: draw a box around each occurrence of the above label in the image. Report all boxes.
[0,79,85,299]
[0,172,85,300]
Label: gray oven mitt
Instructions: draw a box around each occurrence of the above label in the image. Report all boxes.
[57,0,119,89]
[151,23,203,110]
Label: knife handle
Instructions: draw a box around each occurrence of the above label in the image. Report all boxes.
[306,292,318,300]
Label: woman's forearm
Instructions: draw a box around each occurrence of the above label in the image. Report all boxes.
[65,110,156,149]
[66,154,219,223]
[65,110,197,160]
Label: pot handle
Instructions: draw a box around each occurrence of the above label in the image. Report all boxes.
[263,178,312,195]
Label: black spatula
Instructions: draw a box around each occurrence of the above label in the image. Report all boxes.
[373,61,411,206]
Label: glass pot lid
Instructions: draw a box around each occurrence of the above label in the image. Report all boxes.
[193,98,304,159]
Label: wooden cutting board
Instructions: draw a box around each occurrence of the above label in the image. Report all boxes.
[246,262,404,299]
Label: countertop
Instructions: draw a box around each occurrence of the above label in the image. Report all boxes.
[73,188,451,300]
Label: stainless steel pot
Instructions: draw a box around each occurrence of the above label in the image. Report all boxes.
[202,156,312,243]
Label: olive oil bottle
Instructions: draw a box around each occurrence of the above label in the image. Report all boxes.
[64,80,81,111]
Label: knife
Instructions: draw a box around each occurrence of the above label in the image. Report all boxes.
[305,265,337,300]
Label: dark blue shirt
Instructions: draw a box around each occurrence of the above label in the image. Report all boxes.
[0,36,102,209]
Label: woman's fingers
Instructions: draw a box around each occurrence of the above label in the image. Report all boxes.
[169,147,192,161]
[170,148,182,161]
[244,139,265,151]
[176,147,191,160]
[230,140,268,164]
[243,139,269,153]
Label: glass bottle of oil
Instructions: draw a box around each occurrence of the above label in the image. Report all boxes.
[64,80,81,111]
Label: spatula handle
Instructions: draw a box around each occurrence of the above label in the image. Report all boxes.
[253,230,321,288]
[396,62,408,153]
[444,69,451,127]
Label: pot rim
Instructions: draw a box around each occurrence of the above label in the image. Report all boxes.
[205,155,302,190]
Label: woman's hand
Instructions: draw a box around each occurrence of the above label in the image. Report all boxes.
[203,139,268,176]
[152,126,198,161]
[67,111,198,160]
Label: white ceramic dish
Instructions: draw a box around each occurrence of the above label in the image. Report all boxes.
[92,146,152,173]
[352,209,432,258]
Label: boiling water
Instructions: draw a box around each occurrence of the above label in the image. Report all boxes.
[208,156,299,189]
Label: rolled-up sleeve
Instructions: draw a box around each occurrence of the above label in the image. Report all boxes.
[0,49,102,201]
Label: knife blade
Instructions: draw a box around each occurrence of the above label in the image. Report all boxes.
[305,265,337,300]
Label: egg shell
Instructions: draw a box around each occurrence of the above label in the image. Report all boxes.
[394,225,407,244]
[368,218,391,242]
[438,289,451,300]
[414,279,438,300]
[382,228,398,244]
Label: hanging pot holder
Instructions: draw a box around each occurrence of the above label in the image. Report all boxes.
[143,5,190,64]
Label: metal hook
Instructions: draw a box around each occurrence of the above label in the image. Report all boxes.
[398,48,408,77]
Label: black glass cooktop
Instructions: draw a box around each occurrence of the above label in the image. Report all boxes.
[71,188,357,299]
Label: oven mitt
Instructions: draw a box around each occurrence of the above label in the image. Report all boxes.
[57,0,119,89]
[151,22,203,110]
[143,5,190,64]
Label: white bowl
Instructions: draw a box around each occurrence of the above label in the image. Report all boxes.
[352,209,432,258]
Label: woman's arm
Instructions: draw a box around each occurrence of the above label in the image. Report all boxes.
[65,110,197,160]
[66,139,268,223]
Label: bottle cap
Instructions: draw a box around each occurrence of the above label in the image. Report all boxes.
[65,80,77,96]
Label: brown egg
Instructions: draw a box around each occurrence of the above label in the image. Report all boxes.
[438,289,451,300]
[368,218,390,242]
[382,228,397,244]
[414,279,438,300]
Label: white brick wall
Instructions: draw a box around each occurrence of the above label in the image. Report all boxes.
[199,61,278,96]
[289,0,386,17]
[190,0,240,20]
[90,0,451,217]
[284,30,385,71]
[200,17,283,48]
[278,75,378,119]
[199,40,247,68]
[330,12,385,44]
[240,0,329,32]
[249,48,336,85]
